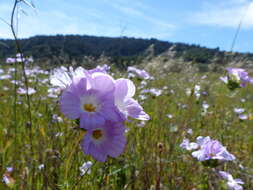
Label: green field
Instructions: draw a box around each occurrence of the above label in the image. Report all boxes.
[0,64,253,190]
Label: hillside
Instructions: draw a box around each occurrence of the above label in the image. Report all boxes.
[1,35,253,72]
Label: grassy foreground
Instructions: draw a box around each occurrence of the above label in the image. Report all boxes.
[0,64,253,190]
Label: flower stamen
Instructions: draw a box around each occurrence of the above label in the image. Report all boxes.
[92,129,103,140]
[84,104,96,112]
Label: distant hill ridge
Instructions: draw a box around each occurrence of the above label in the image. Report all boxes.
[1,35,253,71]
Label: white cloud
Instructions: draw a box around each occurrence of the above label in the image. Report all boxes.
[0,0,176,40]
[111,2,175,30]
[105,1,176,39]
[0,6,101,38]
[190,0,253,29]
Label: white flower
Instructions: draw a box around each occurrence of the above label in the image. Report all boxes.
[79,161,93,176]
[202,103,209,110]
[234,108,245,114]
[187,128,193,135]
[166,114,173,119]
[239,114,248,120]
[17,87,36,95]
[38,164,44,170]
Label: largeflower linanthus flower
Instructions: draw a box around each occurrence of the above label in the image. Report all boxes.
[60,74,122,129]
[180,138,199,151]
[221,68,253,90]
[114,78,149,120]
[50,66,85,89]
[79,161,93,175]
[17,87,36,95]
[219,171,244,190]
[192,137,235,162]
[127,66,150,79]
[59,66,150,162]
[81,121,126,162]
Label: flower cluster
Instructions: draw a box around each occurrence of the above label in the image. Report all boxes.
[220,68,253,90]
[6,53,33,64]
[219,171,244,190]
[234,108,248,121]
[180,136,235,167]
[180,136,243,188]
[185,84,202,100]
[56,66,149,162]
[127,66,150,80]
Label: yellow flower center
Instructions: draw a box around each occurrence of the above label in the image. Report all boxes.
[92,129,103,140]
[84,104,96,112]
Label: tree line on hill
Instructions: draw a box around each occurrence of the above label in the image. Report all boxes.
[0,35,253,68]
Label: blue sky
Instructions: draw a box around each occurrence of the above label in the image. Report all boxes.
[1,0,253,52]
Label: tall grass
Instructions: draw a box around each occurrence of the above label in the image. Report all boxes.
[0,66,253,189]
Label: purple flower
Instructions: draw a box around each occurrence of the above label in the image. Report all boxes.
[50,66,85,89]
[6,58,16,64]
[227,68,250,87]
[47,87,61,98]
[234,108,245,114]
[17,87,36,95]
[38,164,45,170]
[192,137,235,162]
[187,128,193,135]
[149,88,162,97]
[50,66,73,89]
[128,73,136,79]
[114,78,149,121]
[50,66,109,90]
[79,161,93,175]
[81,120,126,162]
[220,76,228,83]
[202,103,209,110]
[60,74,122,129]
[221,68,253,90]
[239,114,248,120]
[5,54,33,64]
[58,66,150,162]
[0,74,11,80]
[127,66,150,79]
[6,167,13,173]
[180,138,199,151]
[219,171,244,190]
[194,85,201,99]
[196,136,211,146]
[92,64,110,73]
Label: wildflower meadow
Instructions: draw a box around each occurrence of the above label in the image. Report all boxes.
[1,59,253,189]
[1,0,253,190]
